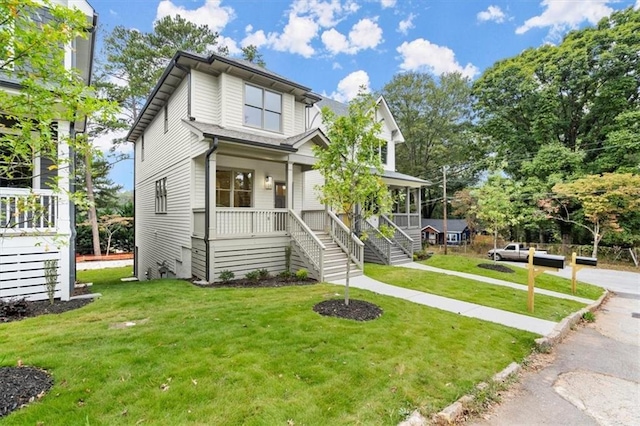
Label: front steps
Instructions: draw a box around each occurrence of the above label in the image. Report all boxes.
[314,232,363,282]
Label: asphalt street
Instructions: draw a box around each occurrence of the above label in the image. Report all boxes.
[469,277,640,426]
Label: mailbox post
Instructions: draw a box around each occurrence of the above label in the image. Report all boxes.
[527,248,566,313]
[569,252,598,295]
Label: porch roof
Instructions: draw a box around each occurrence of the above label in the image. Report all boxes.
[379,170,429,187]
[421,219,469,233]
[183,120,329,152]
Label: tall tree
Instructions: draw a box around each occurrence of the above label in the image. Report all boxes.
[542,173,640,257]
[380,71,485,218]
[313,92,392,306]
[241,45,266,67]
[473,7,640,178]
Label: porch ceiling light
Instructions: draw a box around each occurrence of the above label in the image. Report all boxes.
[265,175,273,190]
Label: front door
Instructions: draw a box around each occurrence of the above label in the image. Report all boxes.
[274,181,286,208]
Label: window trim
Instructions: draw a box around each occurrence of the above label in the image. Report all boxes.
[215,168,254,208]
[243,83,282,133]
[155,177,167,214]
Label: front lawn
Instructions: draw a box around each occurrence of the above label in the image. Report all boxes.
[365,264,587,322]
[0,267,537,425]
[423,255,604,300]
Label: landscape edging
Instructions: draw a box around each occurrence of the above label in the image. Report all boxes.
[399,289,610,426]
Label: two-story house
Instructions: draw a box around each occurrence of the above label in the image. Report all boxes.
[0,0,97,301]
[126,51,426,283]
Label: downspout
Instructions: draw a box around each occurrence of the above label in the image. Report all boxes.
[204,137,219,282]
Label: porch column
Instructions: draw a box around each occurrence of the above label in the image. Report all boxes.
[57,121,71,301]
[286,162,293,210]
[405,187,410,228]
[209,153,217,238]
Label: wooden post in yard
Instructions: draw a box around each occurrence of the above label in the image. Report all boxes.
[527,247,535,313]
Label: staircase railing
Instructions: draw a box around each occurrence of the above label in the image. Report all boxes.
[288,209,325,281]
[360,219,393,264]
[327,210,364,270]
[380,215,414,258]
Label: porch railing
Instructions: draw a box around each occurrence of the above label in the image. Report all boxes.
[301,210,325,232]
[0,188,58,234]
[215,209,288,236]
[288,209,325,281]
[381,215,414,258]
[327,210,364,269]
[360,219,393,264]
[392,213,421,228]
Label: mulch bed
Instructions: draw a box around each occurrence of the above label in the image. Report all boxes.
[477,263,515,273]
[0,366,53,418]
[1,286,94,324]
[194,276,316,288]
[313,299,383,321]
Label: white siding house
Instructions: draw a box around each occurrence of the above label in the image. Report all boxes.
[0,0,97,301]
[127,51,427,283]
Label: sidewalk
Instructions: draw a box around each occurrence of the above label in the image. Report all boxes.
[330,273,557,336]
[400,262,595,304]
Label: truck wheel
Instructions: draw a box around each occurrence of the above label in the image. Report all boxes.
[493,253,502,261]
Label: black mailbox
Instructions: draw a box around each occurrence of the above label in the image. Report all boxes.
[533,253,565,269]
[575,256,598,267]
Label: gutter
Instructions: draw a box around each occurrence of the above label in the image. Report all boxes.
[204,137,219,282]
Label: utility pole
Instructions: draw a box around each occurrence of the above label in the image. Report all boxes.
[443,166,448,255]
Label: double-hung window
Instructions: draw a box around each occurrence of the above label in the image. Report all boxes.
[155,178,167,213]
[216,169,253,207]
[244,84,282,132]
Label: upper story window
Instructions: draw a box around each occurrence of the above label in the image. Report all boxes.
[244,84,282,132]
[380,141,388,165]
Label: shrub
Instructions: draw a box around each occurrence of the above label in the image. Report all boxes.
[413,250,432,261]
[278,271,293,280]
[44,259,58,305]
[245,270,260,282]
[295,268,308,280]
[219,270,234,283]
[582,311,596,323]
[257,268,270,279]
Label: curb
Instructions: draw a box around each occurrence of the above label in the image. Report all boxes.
[399,290,610,425]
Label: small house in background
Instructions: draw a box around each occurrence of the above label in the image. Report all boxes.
[421,219,470,246]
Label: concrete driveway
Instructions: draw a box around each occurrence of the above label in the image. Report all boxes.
[469,293,640,426]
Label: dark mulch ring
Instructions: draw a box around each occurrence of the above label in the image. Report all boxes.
[0,287,94,324]
[313,299,383,321]
[195,276,316,288]
[477,263,515,273]
[0,366,53,418]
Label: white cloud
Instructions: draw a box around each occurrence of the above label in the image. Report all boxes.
[91,130,132,156]
[219,36,241,55]
[516,0,613,37]
[109,9,117,16]
[397,38,479,78]
[269,13,319,57]
[290,0,359,27]
[397,13,415,35]
[329,70,370,102]
[321,18,383,55]
[635,0,640,9]
[155,0,235,32]
[241,28,268,48]
[381,0,396,9]
[332,62,342,70]
[477,5,506,23]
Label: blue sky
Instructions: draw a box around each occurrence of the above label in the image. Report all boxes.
[90,0,640,190]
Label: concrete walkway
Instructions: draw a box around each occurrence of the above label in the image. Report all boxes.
[330,273,557,336]
[400,262,595,304]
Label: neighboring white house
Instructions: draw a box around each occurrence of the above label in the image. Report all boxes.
[126,51,427,283]
[0,0,97,301]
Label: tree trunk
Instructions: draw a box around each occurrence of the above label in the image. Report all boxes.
[493,227,498,264]
[84,151,101,256]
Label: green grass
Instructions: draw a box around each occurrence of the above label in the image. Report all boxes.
[365,264,587,322]
[423,255,604,300]
[1,267,537,425]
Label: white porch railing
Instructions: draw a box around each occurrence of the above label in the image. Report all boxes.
[0,188,58,234]
[215,209,288,236]
[360,218,393,264]
[380,215,414,258]
[392,213,421,228]
[327,210,364,269]
[289,209,325,281]
[301,210,326,231]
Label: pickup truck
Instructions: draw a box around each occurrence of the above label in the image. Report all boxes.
[487,243,547,261]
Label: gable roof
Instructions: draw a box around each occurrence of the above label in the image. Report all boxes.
[421,219,469,233]
[126,50,321,144]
